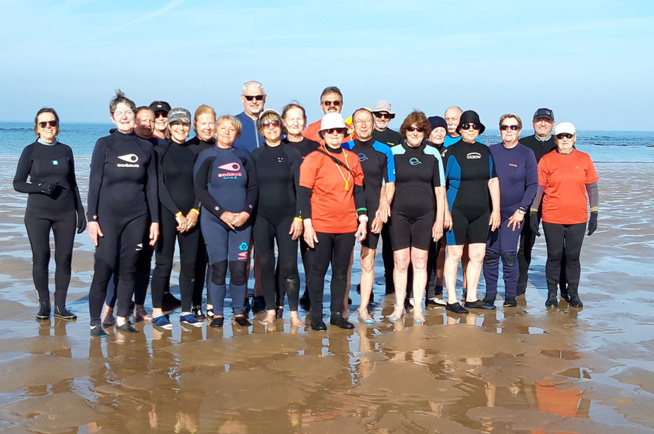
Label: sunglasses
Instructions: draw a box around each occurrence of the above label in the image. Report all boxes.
[322,100,342,107]
[500,125,520,131]
[325,128,347,135]
[244,95,264,101]
[406,126,424,133]
[374,113,393,120]
[38,120,57,128]
[262,120,281,128]
[556,133,574,139]
[461,122,481,131]
[155,112,167,118]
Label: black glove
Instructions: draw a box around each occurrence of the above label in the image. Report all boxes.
[529,212,540,237]
[587,212,598,236]
[39,181,59,196]
[77,214,87,234]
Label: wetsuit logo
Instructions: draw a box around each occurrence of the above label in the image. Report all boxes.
[277,157,285,163]
[239,242,248,251]
[218,162,241,172]
[466,152,482,160]
[409,157,422,166]
[358,153,368,162]
[117,153,140,167]
[52,160,59,165]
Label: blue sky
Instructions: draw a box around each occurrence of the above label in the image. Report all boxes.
[1,0,653,131]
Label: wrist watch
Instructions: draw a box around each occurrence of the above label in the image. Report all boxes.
[517,208,527,215]
[358,215,369,223]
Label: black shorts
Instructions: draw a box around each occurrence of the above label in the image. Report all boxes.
[389,211,434,251]
[361,220,381,249]
[446,207,489,245]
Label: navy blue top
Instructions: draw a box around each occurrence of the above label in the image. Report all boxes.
[233,112,264,152]
[489,143,538,219]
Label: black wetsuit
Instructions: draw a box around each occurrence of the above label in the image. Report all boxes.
[194,146,258,316]
[87,131,158,326]
[372,128,402,147]
[13,140,84,308]
[390,140,444,251]
[282,137,320,159]
[150,139,203,312]
[517,134,557,294]
[251,143,303,311]
[442,139,497,245]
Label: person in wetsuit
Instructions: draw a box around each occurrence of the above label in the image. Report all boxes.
[342,108,395,324]
[194,115,258,328]
[251,109,304,327]
[441,110,500,314]
[87,91,159,337]
[280,103,320,312]
[13,108,86,320]
[529,121,599,308]
[482,114,538,307]
[299,113,367,331]
[388,111,445,324]
[150,108,204,330]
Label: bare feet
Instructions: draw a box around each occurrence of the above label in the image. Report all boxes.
[260,309,276,325]
[358,310,374,324]
[389,308,404,322]
[289,311,305,327]
[413,309,425,324]
[102,305,115,327]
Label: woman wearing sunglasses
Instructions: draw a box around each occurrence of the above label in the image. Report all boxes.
[251,109,304,327]
[441,110,500,314]
[529,122,599,308]
[481,115,538,308]
[299,113,367,331]
[14,108,86,320]
[387,111,445,323]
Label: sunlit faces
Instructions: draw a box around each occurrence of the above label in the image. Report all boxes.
[241,87,266,118]
[36,112,58,143]
[134,110,155,139]
[169,121,190,144]
[320,92,342,114]
[533,117,554,139]
[323,128,346,149]
[154,111,168,134]
[406,124,425,147]
[261,119,282,143]
[500,119,521,146]
[195,113,216,142]
[216,119,238,148]
[555,132,576,154]
[460,123,480,144]
[352,110,374,141]
[444,107,462,136]
[282,107,306,137]
[373,111,393,131]
[429,126,447,145]
[112,102,136,134]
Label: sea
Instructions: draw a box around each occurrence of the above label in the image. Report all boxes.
[1,122,654,163]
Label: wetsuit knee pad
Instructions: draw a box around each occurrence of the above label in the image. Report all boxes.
[180,259,197,281]
[153,256,173,277]
[229,261,248,286]
[484,250,500,265]
[501,252,517,267]
[210,261,228,285]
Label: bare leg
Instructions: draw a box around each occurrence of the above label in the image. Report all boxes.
[444,245,464,304]
[411,247,428,323]
[358,246,375,322]
[464,243,486,302]
[391,248,410,320]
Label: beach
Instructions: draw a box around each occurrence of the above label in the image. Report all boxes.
[1,160,653,432]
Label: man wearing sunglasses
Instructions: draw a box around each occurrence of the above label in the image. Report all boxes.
[303,86,353,143]
[234,80,266,152]
[371,100,401,147]
[517,108,559,297]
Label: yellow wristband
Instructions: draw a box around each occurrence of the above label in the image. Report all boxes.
[191,208,200,215]
[293,217,303,222]
[175,212,183,217]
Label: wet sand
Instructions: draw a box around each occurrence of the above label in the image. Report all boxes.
[1,159,653,433]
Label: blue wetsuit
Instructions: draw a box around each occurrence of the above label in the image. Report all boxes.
[442,139,496,245]
[194,146,258,316]
[233,112,264,152]
[343,138,395,249]
[483,143,538,298]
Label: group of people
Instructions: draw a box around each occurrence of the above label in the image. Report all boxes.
[13,81,600,335]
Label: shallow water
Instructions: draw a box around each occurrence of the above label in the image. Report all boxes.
[1,162,653,432]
